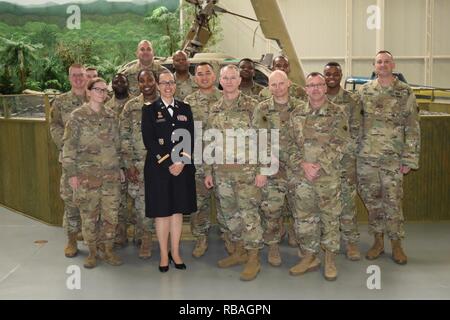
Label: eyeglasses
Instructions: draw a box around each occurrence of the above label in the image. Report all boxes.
[305,83,326,89]
[159,80,176,86]
[91,87,108,94]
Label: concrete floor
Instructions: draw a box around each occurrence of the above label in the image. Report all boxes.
[1,205,449,300]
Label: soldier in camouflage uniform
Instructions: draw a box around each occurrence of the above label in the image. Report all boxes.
[357,51,420,265]
[324,62,362,261]
[259,55,306,247]
[172,50,198,100]
[287,72,351,281]
[252,70,302,267]
[238,58,265,99]
[119,70,159,259]
[117,40,168,97]
[259,55,307,104]
[204,65,264,281]
[62,78,124,269]
[184,62,222,258]
[105,73,132,247]
[49,63,87,258]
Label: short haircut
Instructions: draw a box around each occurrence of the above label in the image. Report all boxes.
[86,77,106,90]
[137,69,156,82]
[238,58,255,66]
[157,69,174,83]
[220,64,240,77]
[376,50,394,59]
[113,73,128,82]
[272,55,289,66]
[324,61,342,69]
[86,67,97,72]
[306,72,325,81]
[68,63,85,74]
[195,62,214,73]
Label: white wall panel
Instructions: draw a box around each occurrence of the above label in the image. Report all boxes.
[385,0,426,56]
[352,0,376,56]
[433,60,450,87]
[433,0,450,55]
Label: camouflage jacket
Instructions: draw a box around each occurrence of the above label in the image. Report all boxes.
[184,87,222,125]
[49,91,86,154]
[105,95,132,121]
[288,100,351,178]
[62,103,122,179]
[259,82,307,102]
[174,73,198,101]
[357,78,420,169]
[119,94,158,170]
[204,92,259,176]
[252,96,302,177]
[240,82,265,99]
[117,60,168,97]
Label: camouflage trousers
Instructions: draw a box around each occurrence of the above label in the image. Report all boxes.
[60,169,81,235]
[288,175,342,254]
[214,169,263,250]
[128,178,155,236]
[260,177,288,245]
[74,176,121,244]
[357,157,405,240]
[190,171,213,238]
[340,158,360,244]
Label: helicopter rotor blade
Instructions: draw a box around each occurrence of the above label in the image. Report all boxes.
[213,5,258,22]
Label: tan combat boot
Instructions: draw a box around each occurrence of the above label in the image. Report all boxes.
[217,241,248,268]
[84,244,97,269]
[289,252,320,276]
[97,242,105,260]
[104,242,123,266]
[192,235,208,258]
[391,239,407,265]
[346,242,361,261]
[64,232,79,258]
[366,233,384,260]
[138,232,152,259]
[240,249,261,281]
[287,224,297,247]
[268,243,282,267]
[324,250,338,281]
[221,232,235,255]
[114,223,128,248]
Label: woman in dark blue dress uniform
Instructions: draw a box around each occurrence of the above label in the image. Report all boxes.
[141,70,197,272]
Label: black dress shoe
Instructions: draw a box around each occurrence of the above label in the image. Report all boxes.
[159,265,169,273]
[169,252,187,270]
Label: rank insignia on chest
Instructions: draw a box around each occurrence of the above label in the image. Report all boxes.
[177,115,188,121]
[159,138,164,145]
[157,111,163,119]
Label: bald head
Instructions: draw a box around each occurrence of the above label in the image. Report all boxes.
[269,70,291,102]
[136,40,154,66]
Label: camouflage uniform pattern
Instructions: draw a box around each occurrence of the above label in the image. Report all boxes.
[205,93,263,250]
[240,82,265,99]
[327,88,362,244]
[184,87,222,237]
[287,100,351,254]
[62,103,122,245]
[259,82,307,102]
[49,91,86,234]
[119,94,157,236]
[357,78,420,240]
[252,96,302,245]
[106,95,132,229]
[175,73,198,101]
[118,60,168,97]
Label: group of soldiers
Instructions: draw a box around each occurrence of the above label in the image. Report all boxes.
[49,39,420,282]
